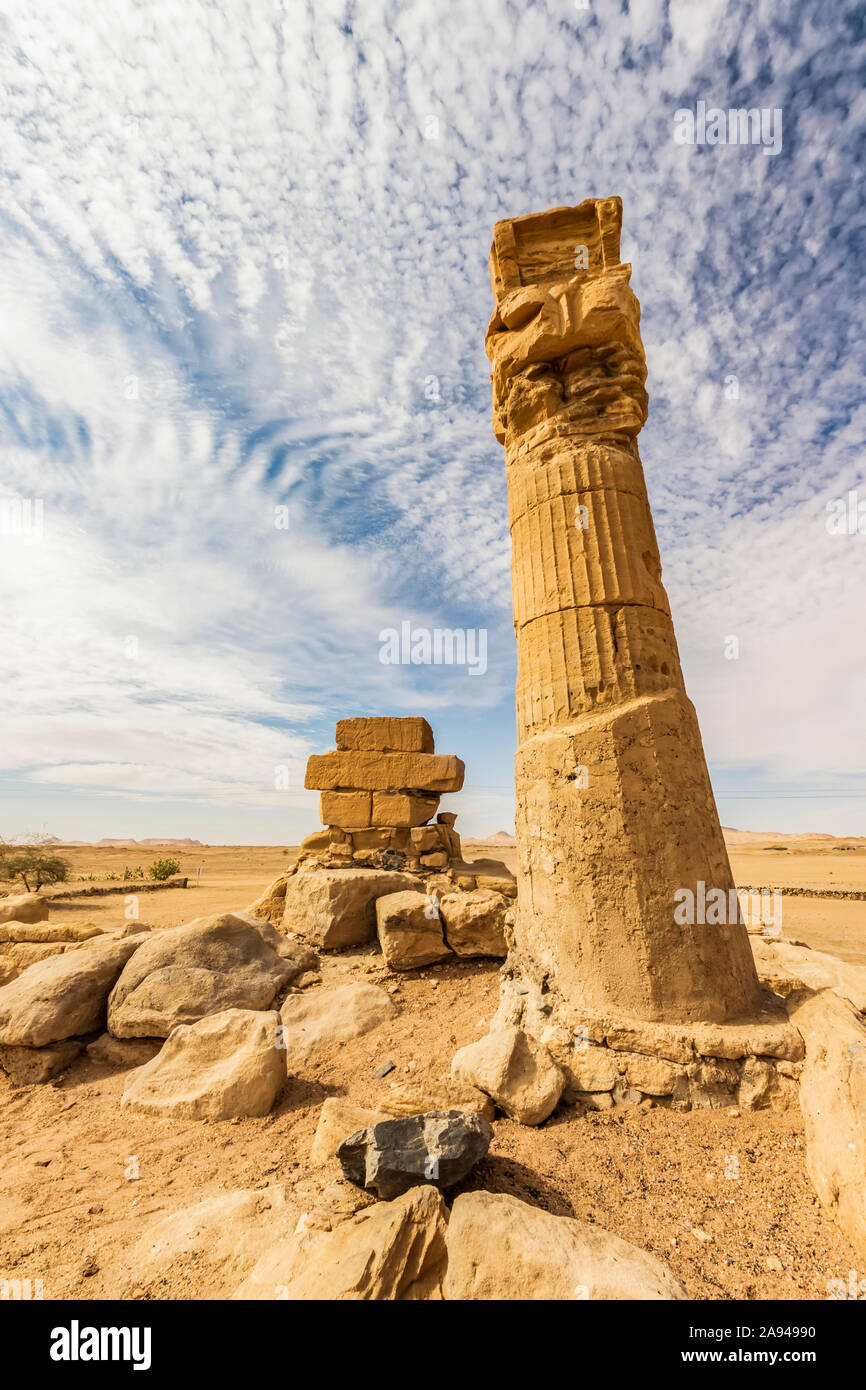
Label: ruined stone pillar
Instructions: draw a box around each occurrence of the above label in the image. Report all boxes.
[486,198,761,1026]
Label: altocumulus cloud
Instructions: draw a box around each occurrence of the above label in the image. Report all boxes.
[0,0,864,838]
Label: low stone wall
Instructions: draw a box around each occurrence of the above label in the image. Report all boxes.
[46,877,188,899]
[739,882,866,902]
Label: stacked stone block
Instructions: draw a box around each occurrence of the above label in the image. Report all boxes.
[302,717,465,871]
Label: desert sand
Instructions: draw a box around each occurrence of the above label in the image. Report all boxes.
[0,830,863,1301]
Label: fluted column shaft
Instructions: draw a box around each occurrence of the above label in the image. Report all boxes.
[486,198,761,1024]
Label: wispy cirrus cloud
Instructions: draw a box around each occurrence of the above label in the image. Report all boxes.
[0,0,864,839]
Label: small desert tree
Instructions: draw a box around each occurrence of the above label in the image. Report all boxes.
[0,835,71,892]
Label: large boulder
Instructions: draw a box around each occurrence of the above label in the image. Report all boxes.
[122,1187,298,1299]
[0,942,67,984]
[216,911,317,974]
[121,1009,285,1121]
[0,933,148,1047]
[444,1192,688,1300]
[0,893,49,926]
[0,921,117,983]
[107,913,294,1038]
[233,1185,448,1300]
[451,1025,564,1125]
[752,935,866,1015]
[439,890,508,957]
[337,1110,493,1199]
[376,891,452,970]
[787,989,866,1260]
[279,982,397,1062]
[282,865,419,948]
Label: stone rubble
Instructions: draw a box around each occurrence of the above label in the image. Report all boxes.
[0,931,150,1049]
[302,717,464,873]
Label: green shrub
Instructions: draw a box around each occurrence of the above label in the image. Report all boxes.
[148,857,181,882]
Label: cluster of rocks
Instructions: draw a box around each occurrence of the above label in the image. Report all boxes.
[0,893,111,987]
[2,880,866,1282]
[0,909,313,1098]
[122,1181,689,1302]
[467,956,813,1117]
[449,1012,804,1124]
[111,1073,689,1301]
[301,717,464,872]
[251,860,515,966]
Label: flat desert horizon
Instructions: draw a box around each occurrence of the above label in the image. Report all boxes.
[31,828,866,966]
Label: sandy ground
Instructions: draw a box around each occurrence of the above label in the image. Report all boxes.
[1,834,863,1301]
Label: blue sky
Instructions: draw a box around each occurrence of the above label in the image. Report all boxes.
[1,0,864,844]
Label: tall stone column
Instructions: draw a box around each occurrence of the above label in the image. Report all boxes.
[486,197,761,1026]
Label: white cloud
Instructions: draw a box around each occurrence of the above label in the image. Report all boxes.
[0,0,864,837]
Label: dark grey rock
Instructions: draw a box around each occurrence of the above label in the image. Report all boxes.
[337,1109,493,1200]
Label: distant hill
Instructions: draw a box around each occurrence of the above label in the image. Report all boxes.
[722,826,842,845]
[463,828,862,850]
[46,838,204,848]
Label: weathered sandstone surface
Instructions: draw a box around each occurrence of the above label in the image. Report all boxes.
[485,197,761,1027]
[0,893,49,925]
[444,1191,688,1300]
[786,989,866,1260]
[108,913,293,1038]
[0,932,148,1047]
[752,934,866,1014]
[233,1185,449,1301]
[375,890,453,969]
[283,865,418,948]
[121,1008,285,1121]
[451,1024,565,1125]
[279,982,397,1061]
